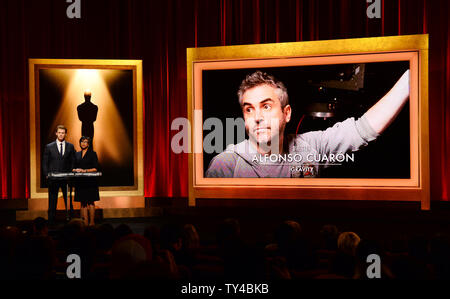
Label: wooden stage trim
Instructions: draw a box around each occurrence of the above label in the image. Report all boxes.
[26,196,145,210]
[16,196,154,221]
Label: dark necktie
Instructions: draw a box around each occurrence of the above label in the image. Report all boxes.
[60,143,63,156]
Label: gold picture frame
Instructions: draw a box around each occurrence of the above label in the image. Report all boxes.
[29,59,144,199]
[187,34,429,209]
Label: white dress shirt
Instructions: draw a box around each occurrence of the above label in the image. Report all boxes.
[56,139,66,156]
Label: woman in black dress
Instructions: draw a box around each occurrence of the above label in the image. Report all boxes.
[72,136,100,226]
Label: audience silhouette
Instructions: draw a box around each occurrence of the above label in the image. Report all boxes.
[0,217,446,280]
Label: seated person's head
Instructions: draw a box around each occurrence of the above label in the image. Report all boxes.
[95,223,115,252]
[337,232,361,256]
[144,225,161,252]
[320,224,339,250]
[114,223,133,241]
[66,218,85,233]
[217,218,241,244]
[33,217,48,236]
[160,225,182,252]
[182,224,200,250]
[275,220,302,247]
[111,234,153,279]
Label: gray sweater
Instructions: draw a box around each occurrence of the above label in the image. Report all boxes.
[205,115,379,178]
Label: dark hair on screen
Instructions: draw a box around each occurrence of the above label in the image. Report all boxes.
[237,70,289,108]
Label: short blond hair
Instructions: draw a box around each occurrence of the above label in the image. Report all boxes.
[55,125,67,133]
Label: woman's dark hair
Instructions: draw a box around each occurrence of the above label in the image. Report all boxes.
[79,136,91,147]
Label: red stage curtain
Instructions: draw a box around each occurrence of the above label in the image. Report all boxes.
[0,0,449,200]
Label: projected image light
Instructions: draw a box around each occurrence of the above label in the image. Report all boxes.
[49,69,132,167]
[37,67,135,188]
[29,59,143,198]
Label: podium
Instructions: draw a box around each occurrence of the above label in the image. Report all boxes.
[47,172,102,218]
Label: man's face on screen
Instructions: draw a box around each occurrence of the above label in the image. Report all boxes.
[56,129,66,142]
[241,84,291,150]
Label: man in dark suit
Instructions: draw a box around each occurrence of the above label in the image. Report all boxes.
[42,125,76,224]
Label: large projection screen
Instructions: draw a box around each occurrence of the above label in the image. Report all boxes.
[187,34,429,209]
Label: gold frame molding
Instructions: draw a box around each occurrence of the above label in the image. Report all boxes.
[187,34,430,209]
[29,59,144,199]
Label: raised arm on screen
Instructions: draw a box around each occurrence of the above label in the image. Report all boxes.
[363,69,410,135]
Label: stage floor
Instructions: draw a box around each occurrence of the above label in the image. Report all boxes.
[15,196,162,221]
